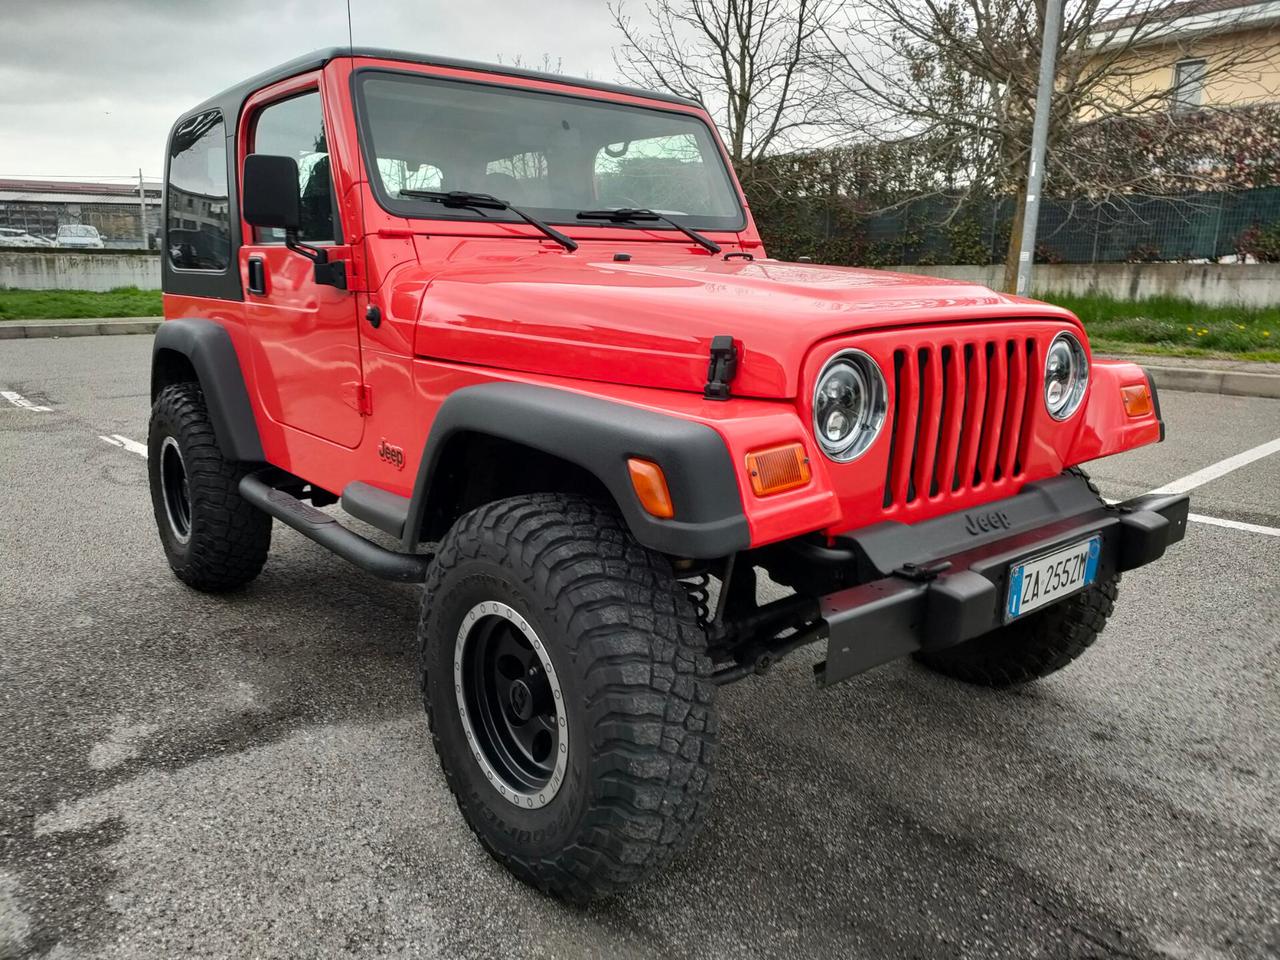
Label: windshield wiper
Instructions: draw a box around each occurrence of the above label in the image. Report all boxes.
[576,208,721,254]
[398,190,577,252]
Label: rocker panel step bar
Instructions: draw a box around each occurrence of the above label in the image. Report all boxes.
[239,472,430,582]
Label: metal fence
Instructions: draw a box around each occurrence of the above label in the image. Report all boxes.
[760,185,1280,266]
[0,200,163,251]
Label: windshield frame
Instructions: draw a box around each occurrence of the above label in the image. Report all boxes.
[352,68,747,234]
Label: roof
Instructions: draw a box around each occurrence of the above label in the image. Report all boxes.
[182,47,702,124]
[0,179,163,205]
[1095,0,1280,35]
[0,178,162,197]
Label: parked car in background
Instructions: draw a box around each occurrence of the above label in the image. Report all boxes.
[55,224,105,248]
[0,227,53,247]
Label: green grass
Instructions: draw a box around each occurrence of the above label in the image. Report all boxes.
[1046,292,1280,362]
[0,286,161,321]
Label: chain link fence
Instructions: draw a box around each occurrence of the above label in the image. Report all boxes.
[0,183,162,251]
[755,185,1280,266]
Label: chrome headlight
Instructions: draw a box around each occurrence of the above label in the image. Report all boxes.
[812,350,887,462]
[1044,332,1089,420]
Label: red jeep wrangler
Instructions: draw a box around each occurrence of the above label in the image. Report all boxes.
[151,48,1188,900]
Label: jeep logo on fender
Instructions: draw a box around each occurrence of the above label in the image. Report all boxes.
[378,439,405,470]
[964,509,1012,536]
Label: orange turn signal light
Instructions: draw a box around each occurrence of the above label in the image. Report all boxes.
[1121,383,1153,418]
[746,442,812,497]
[627,458,675,518]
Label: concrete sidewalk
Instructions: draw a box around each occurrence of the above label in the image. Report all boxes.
[2,316,1278,398]
[1108,353,1280,400]
[0,316,159,339]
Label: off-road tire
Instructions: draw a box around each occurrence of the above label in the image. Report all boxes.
[148,382,271,591]
[419,494,717,901]
[914,468,1119,687]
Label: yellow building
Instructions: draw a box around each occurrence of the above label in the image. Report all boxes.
[1084,0,1280,112]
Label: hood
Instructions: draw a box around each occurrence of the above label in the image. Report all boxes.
[407,250,1079,399]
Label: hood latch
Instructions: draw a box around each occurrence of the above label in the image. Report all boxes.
[704,335,738,401]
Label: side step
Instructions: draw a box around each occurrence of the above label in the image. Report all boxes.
[239,471,430,583]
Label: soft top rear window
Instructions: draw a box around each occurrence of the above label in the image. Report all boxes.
[166,110,231,272]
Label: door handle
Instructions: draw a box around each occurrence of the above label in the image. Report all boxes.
[247,256,266,295]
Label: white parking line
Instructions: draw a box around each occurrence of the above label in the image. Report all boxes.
[1,389,51,412]
[99,434,148,458]
[1187,513,1280,537]
[1148,436,1280,496]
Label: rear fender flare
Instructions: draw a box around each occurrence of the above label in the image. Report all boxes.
[151,319,264,463]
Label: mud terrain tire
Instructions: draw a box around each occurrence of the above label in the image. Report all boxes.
[148,382,271,591]
[419,493,717,901]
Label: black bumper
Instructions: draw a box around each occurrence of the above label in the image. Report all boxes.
[813,475,1190,687]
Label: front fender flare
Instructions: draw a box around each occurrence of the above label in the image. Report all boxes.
[402,383,749,559]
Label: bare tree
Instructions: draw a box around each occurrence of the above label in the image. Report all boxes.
[608,0,847,180]
[830,0,1278,289]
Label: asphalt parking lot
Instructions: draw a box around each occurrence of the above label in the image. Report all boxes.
[1,334,1277,960]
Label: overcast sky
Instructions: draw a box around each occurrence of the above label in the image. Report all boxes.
[0,0,623,180]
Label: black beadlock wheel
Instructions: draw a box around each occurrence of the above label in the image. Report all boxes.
[148,382,271,592]
[419,494,718,901]
[914,467,1119,687]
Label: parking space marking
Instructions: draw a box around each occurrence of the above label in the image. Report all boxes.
[1149,436,1280,496]
[1,389,52,412]
[1187,513,1280,538]
[99,434,147,458]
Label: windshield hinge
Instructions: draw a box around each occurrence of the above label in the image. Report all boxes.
[704,335,738,401]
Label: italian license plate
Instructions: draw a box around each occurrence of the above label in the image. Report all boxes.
[1005,535,1101,621]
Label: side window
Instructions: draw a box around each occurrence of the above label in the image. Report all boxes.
[167,110,231,271]
[252,92,337,243]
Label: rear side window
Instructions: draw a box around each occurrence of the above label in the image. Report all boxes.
[167,110,231,271]
[251,91,337,243]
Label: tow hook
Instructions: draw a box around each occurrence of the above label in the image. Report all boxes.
[893,560,952,582]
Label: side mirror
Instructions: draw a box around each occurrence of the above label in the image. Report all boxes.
[242,154,300,231]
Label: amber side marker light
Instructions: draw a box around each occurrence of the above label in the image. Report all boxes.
[746,442,812,497]
[627,458,675,518]
[1121,383,1154,418]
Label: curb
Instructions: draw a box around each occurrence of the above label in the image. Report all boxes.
[1140,364,1280,401]
[0,319,160,340]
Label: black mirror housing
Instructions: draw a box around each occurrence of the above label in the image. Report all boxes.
[242,154,300,231]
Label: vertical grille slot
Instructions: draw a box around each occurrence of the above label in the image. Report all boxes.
[882,335,1040,510]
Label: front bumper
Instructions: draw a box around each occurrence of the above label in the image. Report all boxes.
[812,474,1190,686]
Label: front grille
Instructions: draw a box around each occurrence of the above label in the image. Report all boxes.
[883,337,1039,508]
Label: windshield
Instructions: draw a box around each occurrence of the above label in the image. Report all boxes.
[58,225,99,238]
[356,71,744,232]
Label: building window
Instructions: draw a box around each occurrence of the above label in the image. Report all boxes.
[166,110,231,271]
[1172,58,1206,113]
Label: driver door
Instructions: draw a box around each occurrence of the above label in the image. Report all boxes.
[239,80,364,448]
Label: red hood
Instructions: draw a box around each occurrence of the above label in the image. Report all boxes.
[406,249,1080,398]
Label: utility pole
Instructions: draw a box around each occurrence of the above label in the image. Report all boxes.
[138,168,148,250]
[1014,0,1064,298]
